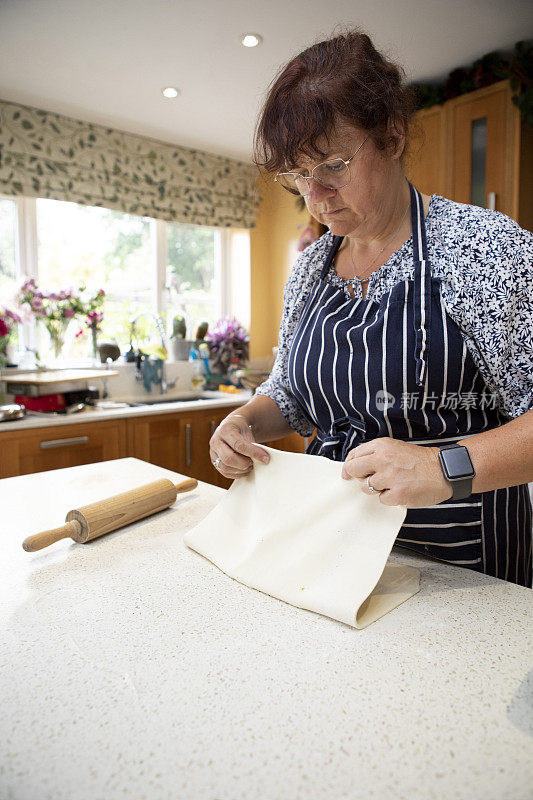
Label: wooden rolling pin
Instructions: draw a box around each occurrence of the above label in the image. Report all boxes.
[22,477,198,552]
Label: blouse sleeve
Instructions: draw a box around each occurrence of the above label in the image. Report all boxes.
[445,208,533,420]
[254,250,318,437]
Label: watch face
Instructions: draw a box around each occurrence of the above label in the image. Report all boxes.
[440,446,475,479]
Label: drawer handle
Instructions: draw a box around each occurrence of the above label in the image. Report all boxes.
[40,436,89,450]
[185,423,192,467]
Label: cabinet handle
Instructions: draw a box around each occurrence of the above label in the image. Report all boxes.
[487,191,496,211]
[185,423,192,467]
[40,436,89,450]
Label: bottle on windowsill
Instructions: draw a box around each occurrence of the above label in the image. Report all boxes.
[226,357,243,388]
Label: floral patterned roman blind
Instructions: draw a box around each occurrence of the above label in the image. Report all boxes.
[0,99,261,227]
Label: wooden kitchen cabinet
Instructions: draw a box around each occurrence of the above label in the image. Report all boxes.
[189,408,308,487]
[0,419,127,478]
[185,408,237,488]
[449,81,525,223]
[405,103,448,197]
[1,404,308,483]
[405,80,532,230]
[127,411,187,476]
[126,406,241,489]
[127,406,307,490]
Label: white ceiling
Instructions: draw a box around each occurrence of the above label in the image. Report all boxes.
[1,0,532,163]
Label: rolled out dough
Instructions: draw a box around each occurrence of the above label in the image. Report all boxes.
[184,445,420,628]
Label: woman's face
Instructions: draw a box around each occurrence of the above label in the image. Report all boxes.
[295,121,403,240]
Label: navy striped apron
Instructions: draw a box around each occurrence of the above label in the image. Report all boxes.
[287,182,532,587]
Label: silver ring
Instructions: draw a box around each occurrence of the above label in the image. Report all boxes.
[366,476,378,494]
[213,457,222,469]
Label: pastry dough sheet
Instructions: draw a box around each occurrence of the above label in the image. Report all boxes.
[184,445,420,628]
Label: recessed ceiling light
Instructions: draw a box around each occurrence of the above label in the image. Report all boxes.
[241,33,263,48]
[162,87,180,98]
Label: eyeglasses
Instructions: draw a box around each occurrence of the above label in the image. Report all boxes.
[274,136,369,197]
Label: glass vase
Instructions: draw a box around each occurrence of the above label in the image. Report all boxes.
[44,318,71,361]
[90,326,99,364]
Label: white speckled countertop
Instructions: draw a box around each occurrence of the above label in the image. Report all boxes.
[1,458,532,800]
[0,390,251,432]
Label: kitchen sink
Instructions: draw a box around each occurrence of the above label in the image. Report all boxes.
[98,361,204,406]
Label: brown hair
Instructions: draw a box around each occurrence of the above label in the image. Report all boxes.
[253,28,417,173]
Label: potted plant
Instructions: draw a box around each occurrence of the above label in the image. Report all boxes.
[206,317,249,376]
[169,314,195,361]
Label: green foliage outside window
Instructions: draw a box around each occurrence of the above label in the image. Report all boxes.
[0,198,221,361]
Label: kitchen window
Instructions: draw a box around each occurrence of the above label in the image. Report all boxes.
[0,194,250,363]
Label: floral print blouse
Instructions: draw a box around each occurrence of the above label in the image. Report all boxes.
[255,194,533,437]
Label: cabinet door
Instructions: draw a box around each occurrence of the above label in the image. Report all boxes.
[0,420,127,478]
[200,411,307,485]
[405,104,447,197]
[449,81,518,216]
[126,408,239,487]
[263,432,307,454]
[125,407,308,491]
[127,413,186,475]
[190,408,238,488]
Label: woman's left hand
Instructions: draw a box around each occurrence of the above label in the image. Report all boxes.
[342,438,453,508]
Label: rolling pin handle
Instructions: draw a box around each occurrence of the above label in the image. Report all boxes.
[22,520,82,552]
[175,478,198,494]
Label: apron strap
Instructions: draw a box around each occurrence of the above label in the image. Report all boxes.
[320,184,432,388]
[409,181,429,262]
[320,235,343,280]
[409,182,432,388]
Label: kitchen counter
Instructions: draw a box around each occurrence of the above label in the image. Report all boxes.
[1,458,532,800]
[0,389,251,432]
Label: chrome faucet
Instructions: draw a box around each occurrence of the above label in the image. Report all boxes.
[130,313,174,394]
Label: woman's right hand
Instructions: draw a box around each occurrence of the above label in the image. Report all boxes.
[209,415,270,479]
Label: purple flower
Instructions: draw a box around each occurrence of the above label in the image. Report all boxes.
[5,308,22,324]
[87,310,104,329]
[205,317,249,373]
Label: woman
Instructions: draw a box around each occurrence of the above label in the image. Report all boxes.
[209,29,533,587]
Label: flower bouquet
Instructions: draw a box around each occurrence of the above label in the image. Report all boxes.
[81,290,105,361]
[17,279,105,361]
[0,306,23,366]
[206,316,249,375]
[17,278,78,359]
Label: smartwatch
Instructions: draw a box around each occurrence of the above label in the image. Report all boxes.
[438,444,476,501]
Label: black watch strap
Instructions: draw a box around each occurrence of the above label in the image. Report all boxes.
[448,476,473,501]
